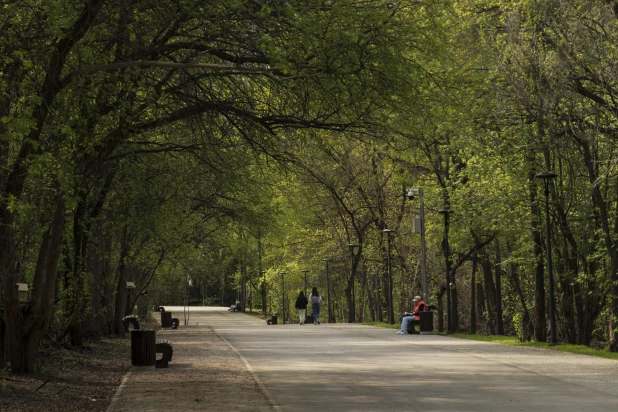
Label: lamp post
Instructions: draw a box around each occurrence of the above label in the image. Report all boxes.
[302,269,309,296]
[438,209,452,333]
[383,229,396,325]
[535,171,558,346]
[261,270,267,316]
[323,259,332,323]
[347,243,358,323]
[408,188,427,304]
[279,271,286,324]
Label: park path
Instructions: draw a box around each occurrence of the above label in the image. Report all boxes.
[108,306,618,411]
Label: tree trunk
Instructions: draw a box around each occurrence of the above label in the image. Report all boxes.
[495,242,504,335]
[113,227,130,336]
[437,285,445,333]
[451,268,459,332]
[5,196,66,372]
[574,135,618,350]
[0,315,5,368]
[530,194,547,342]
[470,254,477,334]
[508,249,533,341]
[481,255,497,335]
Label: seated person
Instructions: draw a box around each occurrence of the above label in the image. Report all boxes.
[397,296,426,335]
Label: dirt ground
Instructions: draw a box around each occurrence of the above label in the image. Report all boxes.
[1,317,274,412]
[106,326,274,412]
[0,336,131,412]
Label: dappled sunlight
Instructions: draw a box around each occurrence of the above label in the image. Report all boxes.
[133,305,618,411]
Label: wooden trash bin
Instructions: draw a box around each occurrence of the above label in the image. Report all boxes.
[131,329,156,370]
[420,311,434,335]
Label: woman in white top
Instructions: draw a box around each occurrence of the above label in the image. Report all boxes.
[308,287,323,325]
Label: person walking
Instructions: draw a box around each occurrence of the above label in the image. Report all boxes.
[295,291,309,325]
[308,287,323,325]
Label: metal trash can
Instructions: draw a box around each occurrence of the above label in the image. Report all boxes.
[271,315,278,325]
[306,315,314,324]
[161,311,173,328]
[131,329,156,370]
[420,311,434,334]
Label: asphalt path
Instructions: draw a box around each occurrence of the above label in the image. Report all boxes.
[153,306,618,411]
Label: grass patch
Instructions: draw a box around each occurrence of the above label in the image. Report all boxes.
[361,321,400,329]
[360,321,618,361]
[452,333,618,361]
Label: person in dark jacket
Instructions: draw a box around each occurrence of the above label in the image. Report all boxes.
[295,291,309,325]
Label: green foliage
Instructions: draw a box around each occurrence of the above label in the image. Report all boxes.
[4,0,618,374]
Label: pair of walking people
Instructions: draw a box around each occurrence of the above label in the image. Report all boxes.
[295,287,323,325]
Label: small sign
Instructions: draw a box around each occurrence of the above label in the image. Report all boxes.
[16,283,28,303]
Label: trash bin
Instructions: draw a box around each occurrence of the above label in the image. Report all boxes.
[161,311,173,328]
[306,315,314,324]
[131,329,156,370]
[420,311,434,334]
[270,315,278,325]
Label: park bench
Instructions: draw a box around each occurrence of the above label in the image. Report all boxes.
[122,315,141,331]
[266,313,279,325]
[155,340,174,369]
[406,308,435,335]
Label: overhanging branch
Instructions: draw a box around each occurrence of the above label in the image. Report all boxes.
[65,60,283,82]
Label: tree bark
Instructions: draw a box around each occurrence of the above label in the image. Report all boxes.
[470,253,477,334]
[5,196,66,372]
[495,242,504,335]
[113,227,130,337]
[481,254,497,335]
[507,245,533,341]
[573,135,618,350]
[437,285,445,333]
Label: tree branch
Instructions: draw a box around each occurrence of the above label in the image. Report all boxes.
[66,60,283,80]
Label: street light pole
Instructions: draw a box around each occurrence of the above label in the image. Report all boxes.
[383,229,396,325]
[408,188,427,304]
[279,271,286,324]
[302,269,309,296]
[261,270,267,316]
[258,232,266,316]
[323,259,332,323]
[347,243,358,323]
[438,209,452,333]
[535,171,558,346]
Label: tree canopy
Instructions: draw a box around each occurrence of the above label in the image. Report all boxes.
[3,0,618,373]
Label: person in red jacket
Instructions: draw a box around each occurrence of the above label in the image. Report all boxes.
[396,296,426,335]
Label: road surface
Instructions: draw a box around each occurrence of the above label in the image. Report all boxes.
[107,306,618,411]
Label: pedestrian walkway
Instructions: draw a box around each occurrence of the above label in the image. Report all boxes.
[106,325,274,411]
[108,307,618,411]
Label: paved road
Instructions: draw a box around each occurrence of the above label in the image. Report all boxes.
[142,306,618,411]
